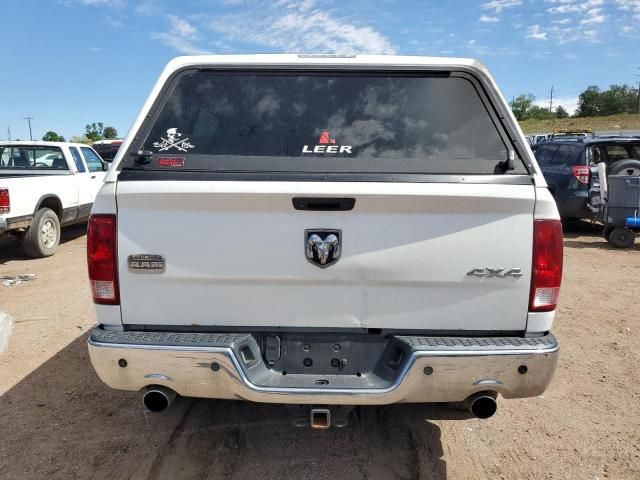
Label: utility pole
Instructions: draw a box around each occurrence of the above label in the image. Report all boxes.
[549,86,554,113]
[635,69,640,116]
[23,116,34,140]
[7,126,11,141]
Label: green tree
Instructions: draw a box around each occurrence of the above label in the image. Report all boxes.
[599,84,637,116]
[510,94,535,121]
[576,86,602,117]
[528,105,555,120]
[42,131,66,142]
[555,105,569,119]
[85,122,104,142]
[575,84,638,117]
[103,126,118,139]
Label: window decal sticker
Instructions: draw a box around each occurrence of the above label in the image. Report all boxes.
[153,128,195,152]
[157,157,185,167]
[302,131,352,154]
[318,131,336,144]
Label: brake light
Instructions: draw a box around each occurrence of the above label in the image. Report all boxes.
[87,214,119,305]
[571,165,590,184]
[0,188,9,213]
[529,219,563,312]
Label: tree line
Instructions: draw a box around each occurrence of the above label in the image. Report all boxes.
[510,84,640,121]
[41,122,118,143]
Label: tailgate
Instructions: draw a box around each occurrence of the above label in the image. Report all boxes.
[117,181,534,331]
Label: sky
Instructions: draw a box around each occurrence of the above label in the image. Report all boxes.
[1,0,639,141]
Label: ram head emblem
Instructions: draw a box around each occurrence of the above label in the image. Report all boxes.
[305,230,342,268]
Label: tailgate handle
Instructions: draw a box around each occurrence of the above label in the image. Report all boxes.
[292,197,355,211]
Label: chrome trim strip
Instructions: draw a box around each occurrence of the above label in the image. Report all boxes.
[144,374,173,381]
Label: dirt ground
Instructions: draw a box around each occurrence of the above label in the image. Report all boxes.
[0,222,638,480]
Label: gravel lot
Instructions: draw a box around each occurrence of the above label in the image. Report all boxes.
[0,222,638,480]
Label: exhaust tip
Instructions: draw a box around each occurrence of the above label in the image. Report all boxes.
[466,392,498,419]
[143,386,176,413]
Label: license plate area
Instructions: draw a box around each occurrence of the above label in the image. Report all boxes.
[258,333,389,377]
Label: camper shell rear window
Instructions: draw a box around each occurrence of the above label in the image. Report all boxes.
[124,70,528,177]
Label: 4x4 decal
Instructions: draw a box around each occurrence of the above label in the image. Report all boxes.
[467,267,523,278]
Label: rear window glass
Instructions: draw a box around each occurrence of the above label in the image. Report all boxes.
[605,145,632,162]
[0,146,68,170]
[533,145,559,167]
[552,144,582,166]
[132,71,525,175]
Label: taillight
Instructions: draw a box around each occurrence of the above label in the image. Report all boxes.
[0,188,9,213]
[529,219,563,312]
[571,165,590,184]
[87,214,119,305]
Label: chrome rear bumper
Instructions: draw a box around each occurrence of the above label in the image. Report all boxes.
[88,328,558,405]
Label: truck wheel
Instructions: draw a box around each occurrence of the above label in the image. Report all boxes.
[22,208,61,257]
[607,227,635,248]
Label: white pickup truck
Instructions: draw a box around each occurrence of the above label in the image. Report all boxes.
[0,141,107,257]
[87,55,563,427]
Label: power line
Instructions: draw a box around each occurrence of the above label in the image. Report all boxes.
[23,116,34,140]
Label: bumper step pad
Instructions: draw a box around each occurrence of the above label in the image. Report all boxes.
[90,330,249,348]
[396,335,557,352]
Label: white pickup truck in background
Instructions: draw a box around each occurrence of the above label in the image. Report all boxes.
[0,141,107,257]
[87,55,563,427]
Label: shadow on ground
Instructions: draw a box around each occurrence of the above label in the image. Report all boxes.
[0,333,457,480]
[0,224,87,263]
[562,219,602,238]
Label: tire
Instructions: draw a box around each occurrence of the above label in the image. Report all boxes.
[608,159,640,176]
[603,226,614,241]
[22,208,61,257]
[607,227,635,249]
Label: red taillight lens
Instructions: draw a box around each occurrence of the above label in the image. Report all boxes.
[0,188,9,213]
[571,165,590,184]
[529,219,563,312]
[87,214,119,305]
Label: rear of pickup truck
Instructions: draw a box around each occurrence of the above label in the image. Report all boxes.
[87,55,562,421]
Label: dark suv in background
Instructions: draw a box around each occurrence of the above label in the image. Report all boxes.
[533,137,640,220]
[91,139,122,162]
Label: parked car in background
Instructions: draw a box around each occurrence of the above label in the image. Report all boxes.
[533,136,640,221]
[92,139,123,162]
[0,141,108,257]
[87,55,562,426]
[528,134,552,145]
